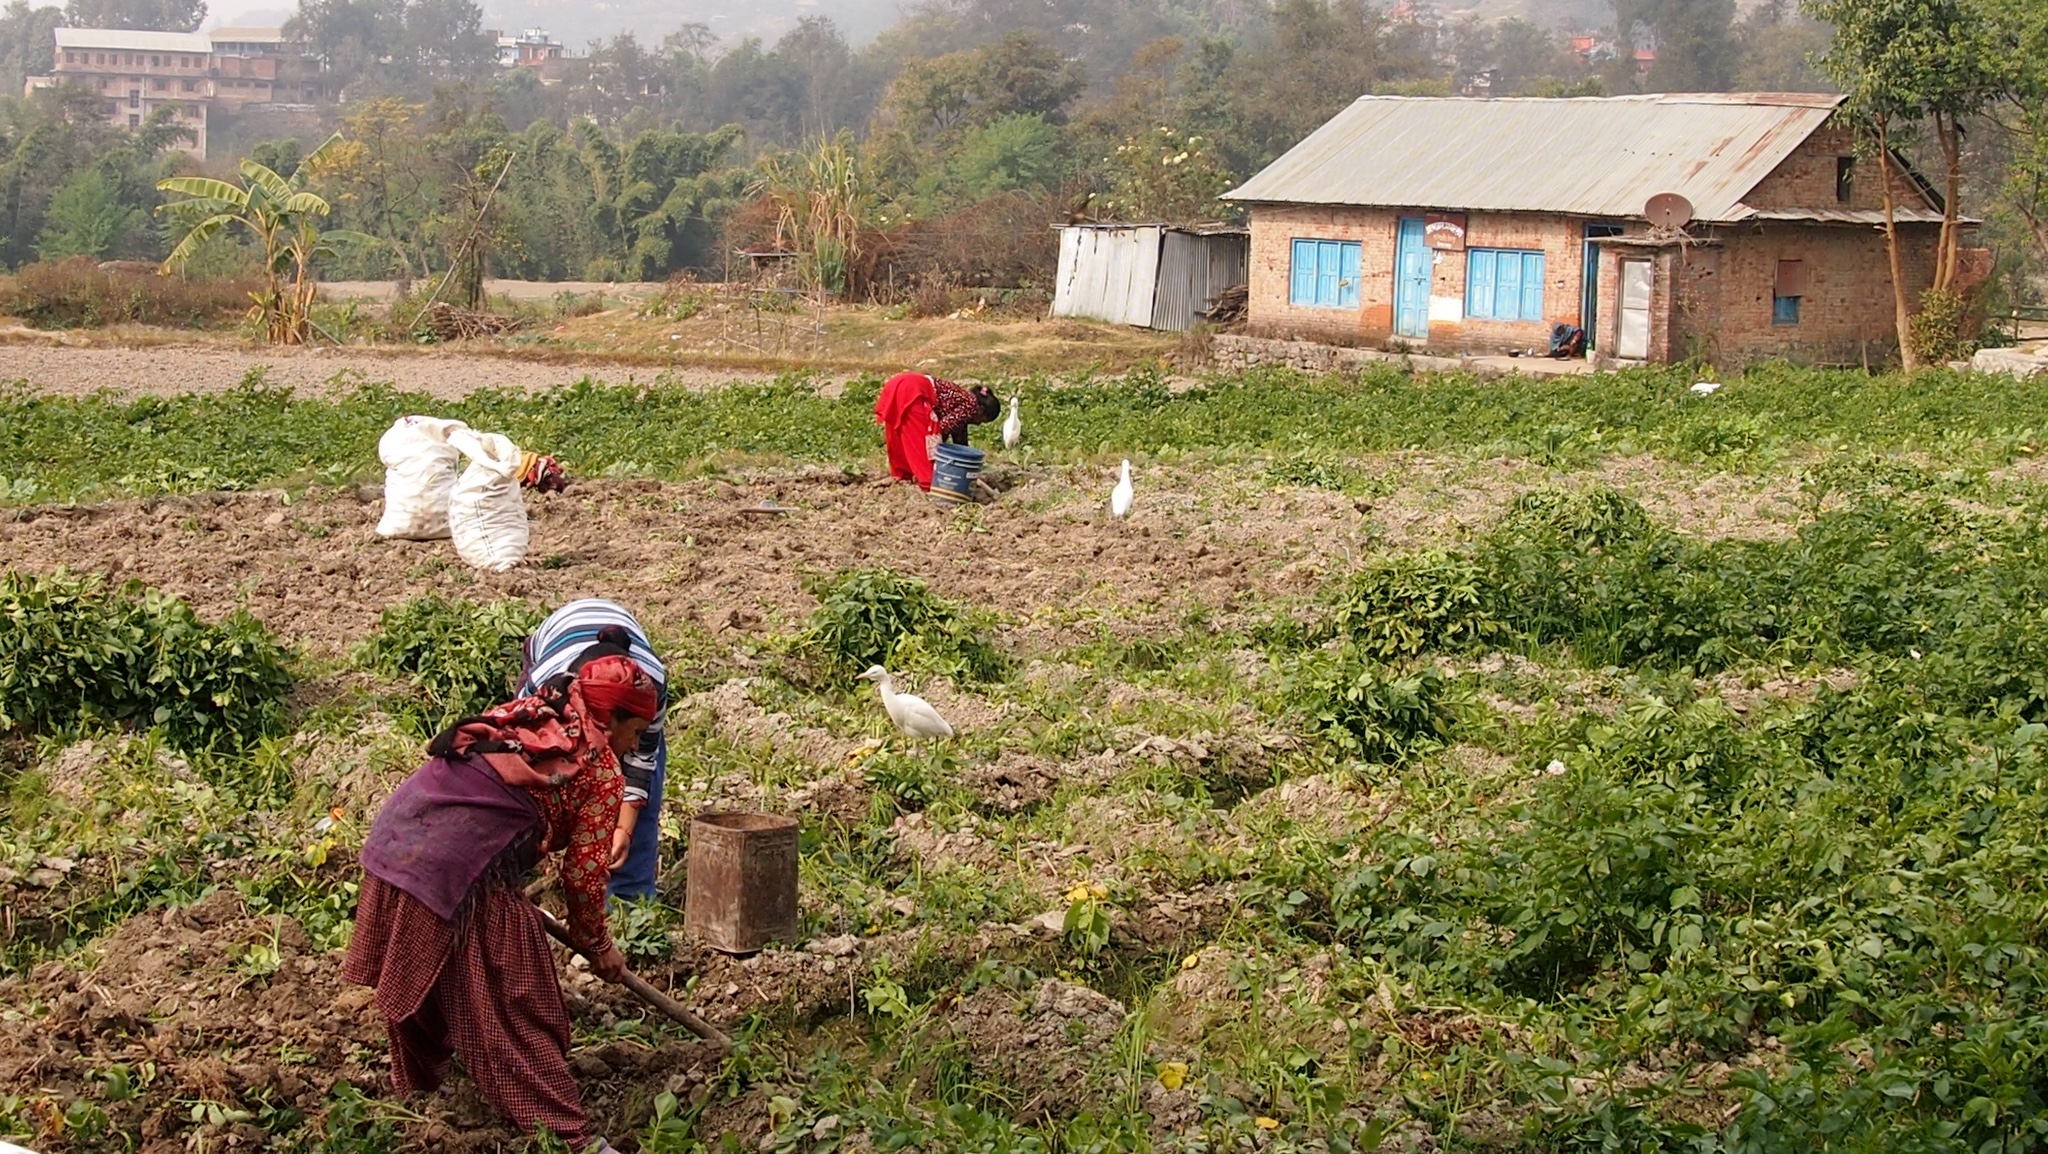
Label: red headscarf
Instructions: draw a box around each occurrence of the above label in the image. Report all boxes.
[574,653,659,727]
[430,653,656,789]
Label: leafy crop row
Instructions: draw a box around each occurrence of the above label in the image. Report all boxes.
[0,569,292,751]
[790,567,1007,687]
[352,593,545,727]
[1318,487,2048,717]
[1261,485,2048,1148]
[4,362,2046,504]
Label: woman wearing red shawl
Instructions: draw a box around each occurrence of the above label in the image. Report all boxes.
[875,372,1000,488]
[343,654,660,1152]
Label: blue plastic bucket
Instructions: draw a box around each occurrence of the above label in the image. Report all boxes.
[930,443,986,505]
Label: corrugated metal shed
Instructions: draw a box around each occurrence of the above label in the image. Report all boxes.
[1054,226,1161,327]
[1053,224,1248,332]
[1224,93,1844,224]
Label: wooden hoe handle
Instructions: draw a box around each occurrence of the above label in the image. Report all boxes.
[532,902,733,1051]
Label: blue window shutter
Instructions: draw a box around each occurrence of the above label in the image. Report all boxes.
[1317,241,1341,306]
[1521,253,1545,321]
[1290,240,1315,306]
[1467,250,1495,318]
[1339,242,1361,307]
[1495,253,1522,321]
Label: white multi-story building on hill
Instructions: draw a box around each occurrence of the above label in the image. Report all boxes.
[25,26,327,160]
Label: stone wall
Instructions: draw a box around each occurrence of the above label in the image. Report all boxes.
[1209,333,1462,375]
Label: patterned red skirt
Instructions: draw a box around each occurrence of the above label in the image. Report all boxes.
[342,873,590,1147]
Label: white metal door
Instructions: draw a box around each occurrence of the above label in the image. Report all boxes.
[1616,259,1653,359]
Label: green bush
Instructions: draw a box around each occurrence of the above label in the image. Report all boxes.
[353,594,545,726]
[1290,644,1459,763]
[1493,487,1659,548]
[1324,549,1497,658]
[0,569,293,751]
[792,567,1007,686]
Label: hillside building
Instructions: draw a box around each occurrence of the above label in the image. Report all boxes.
[26,25,326,160]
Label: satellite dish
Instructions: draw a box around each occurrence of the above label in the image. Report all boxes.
[1645,192,1694,231]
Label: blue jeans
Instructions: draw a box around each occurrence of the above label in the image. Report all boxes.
[607,738,665,901]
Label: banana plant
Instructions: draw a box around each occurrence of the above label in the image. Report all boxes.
[156,132,377,344]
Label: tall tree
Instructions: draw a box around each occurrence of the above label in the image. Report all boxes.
[1810,0,2009,368]
[61,0,204,31]
[1616,0,1738,92]
[1226,0,1432,167]
[38,168,142,259]
[398,0,492,75]
[1733,0,1833,92]
[0,1,62,99]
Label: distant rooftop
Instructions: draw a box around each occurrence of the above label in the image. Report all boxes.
[1225,92,1848,224]
[55,27,212,52]
[207,26,288,41]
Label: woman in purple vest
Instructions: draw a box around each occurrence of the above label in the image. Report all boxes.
[343,653,659,1151]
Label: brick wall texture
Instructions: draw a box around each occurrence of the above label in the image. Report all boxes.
[1241,129,1949,366]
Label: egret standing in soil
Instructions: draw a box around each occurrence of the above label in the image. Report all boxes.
[343,654,661,1152]
[517,600,668,900]
[875,372,1001,490]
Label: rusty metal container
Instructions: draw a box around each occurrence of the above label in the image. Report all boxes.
[684,812,799,954]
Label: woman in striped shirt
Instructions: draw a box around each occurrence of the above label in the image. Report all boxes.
[518,599,668,900]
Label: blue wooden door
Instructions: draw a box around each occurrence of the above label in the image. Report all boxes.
[1394,217,1429,339]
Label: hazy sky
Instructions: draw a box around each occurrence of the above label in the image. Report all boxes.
[201,0,1634,52]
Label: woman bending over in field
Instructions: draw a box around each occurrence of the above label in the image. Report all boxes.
[518,603,669,902]
[343,653,660,1152]
[875,372,1001,489]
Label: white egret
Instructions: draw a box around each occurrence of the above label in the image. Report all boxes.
[858,666,955,741]
[1002,395,1022,449]
[1110,459,1134,519]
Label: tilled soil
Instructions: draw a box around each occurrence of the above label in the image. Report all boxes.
[0,888,726,1154]
[0,470,1341,661]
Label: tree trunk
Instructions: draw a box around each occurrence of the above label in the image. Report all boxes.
[1875,117,1916,373]
[1934,112,1963,293]
[2017,200,2048,267]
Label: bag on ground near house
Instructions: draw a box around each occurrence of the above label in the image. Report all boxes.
[375,415,471,540]
[446,429,531,571]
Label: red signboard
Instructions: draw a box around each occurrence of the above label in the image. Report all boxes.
[1424,213,1467,250]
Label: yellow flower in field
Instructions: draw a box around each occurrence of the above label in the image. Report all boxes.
[1157,1061,1188,1090]
[1088,884,1108,901]
[1065,884,1092,903]
[1182,954,1201,970]
[1255,1116,1280,1130]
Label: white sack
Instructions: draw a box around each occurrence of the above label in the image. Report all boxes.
[446,429,530,572]
[374,415,470,540]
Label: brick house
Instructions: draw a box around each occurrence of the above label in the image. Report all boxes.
[1222,93,1956,366]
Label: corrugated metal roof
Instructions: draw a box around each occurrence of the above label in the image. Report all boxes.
[1224,93,1844,224]
[1060,222,1248,236]
[206,26,287,40]
[55,26,212,52]
[1743,208,1953,224]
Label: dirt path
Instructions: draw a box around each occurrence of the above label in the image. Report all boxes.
[0,340,830,400]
